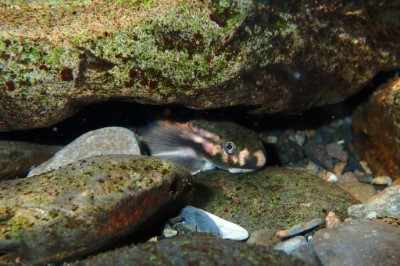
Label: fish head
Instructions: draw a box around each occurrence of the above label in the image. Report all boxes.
[191,121,267,173]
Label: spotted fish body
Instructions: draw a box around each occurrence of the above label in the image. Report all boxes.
[139,120,266,174]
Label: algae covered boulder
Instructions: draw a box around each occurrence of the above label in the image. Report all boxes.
[190,167,358,232]
[72,233,305,265]
[0,155,193,265]
[1,0,400,130]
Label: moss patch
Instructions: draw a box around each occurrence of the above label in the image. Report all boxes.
[190,167,359,232]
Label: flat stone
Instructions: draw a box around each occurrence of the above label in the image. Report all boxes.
[274,236,307,254]
[179,206,220,236]
[247,228,280,247]
[357,173,374,183]
[276,218,322,240]
[337,172,358,183]
[348,185,400,219]
[0,155,193,265]
[0,141,61,179]
[314,219,400,266]
[338,182,377,203]
[71,233,305,265]
[28,127,141,177]
[190,167,358,232]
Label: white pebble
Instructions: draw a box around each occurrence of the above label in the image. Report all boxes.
[266,135,278,144]
[371,176,392,186]
[325,172,338,183]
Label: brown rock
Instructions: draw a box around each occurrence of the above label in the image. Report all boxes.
[0,141,61,179]
[0,155,193,265]
[337,172,358,183]
[1,1,400,130]
[353,78,400,180]
[338,182,377,203]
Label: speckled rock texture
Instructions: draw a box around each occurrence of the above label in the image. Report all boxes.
[348,185,400,219]
[353,77,400,180]
[1,0,399,131]
[27,127,141,177]
[0,155,193,265]
[72,233,305,265]
[0,141,60,179]
[190,167,359,232]
[313,219,400,266]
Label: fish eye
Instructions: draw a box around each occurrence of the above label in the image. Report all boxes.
[224,141,236,154]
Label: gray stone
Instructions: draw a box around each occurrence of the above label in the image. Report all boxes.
[348,185,400,219]
[0,155,193,265]
[179,206,220,236]
[28,127,141,177]
[314,219,400,266]
[276,218,322,239]
[274,236,307,254]
[304,143,335,171]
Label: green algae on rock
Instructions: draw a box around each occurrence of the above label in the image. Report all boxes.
[1,1,400,130]
[0,155,193,265]
[190,167,359,232]
[72,233,305,265]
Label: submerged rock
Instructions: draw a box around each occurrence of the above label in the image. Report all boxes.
[353,78,400,180]
[28,127,141,177]
[190,167,358,232]
[72,233,305,265]
[313,219,400,266]
[0,141,60,179]
[179,206,249,241]
[348,185,400,219]
[1,1,400,130]
[0,155,192,265]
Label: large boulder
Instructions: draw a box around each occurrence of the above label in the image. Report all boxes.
[1,0,399,130]
[190,167,358,232]
[353,77,400,180]
[0,155,193,265]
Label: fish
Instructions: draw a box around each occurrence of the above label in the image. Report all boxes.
[139,120,266,174]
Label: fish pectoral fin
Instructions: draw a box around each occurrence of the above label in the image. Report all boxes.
[139,122,208,174]
[153,149,207,175]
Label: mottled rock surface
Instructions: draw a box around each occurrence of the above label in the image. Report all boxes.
[353,78,400,180]
[1,1,400,130]
[190,167,358,232]
[0,141,60,179]
[338,182,377,203]
[28,127,141,177]
[348,185,400,219]
[0,155,193,265]
[72,233,305,265]
[314,219,400,266]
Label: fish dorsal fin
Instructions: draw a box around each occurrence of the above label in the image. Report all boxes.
[139,121,208,174]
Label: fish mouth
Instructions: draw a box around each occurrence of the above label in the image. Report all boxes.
[227,168,256,174]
